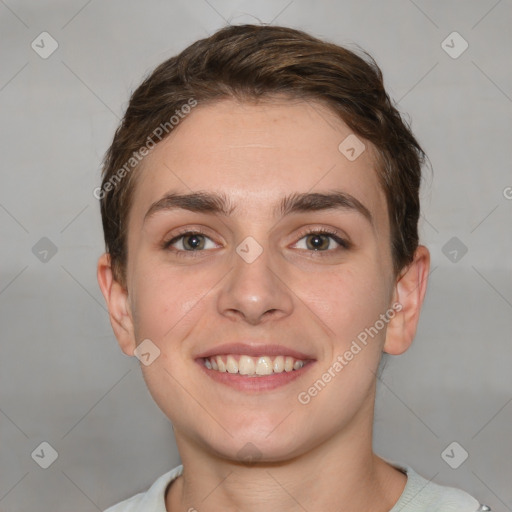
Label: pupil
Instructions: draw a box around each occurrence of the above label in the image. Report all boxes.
[309,234,326,250]
[185,234,203,250]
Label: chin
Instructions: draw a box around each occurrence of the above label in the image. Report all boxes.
[203,421,310,465]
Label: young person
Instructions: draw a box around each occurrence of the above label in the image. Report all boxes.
[97,24,490,512]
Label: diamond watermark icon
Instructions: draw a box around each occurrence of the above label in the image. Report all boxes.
[338,134,366,161]
[31,441,58,469]
[31,32,59,59]
[236,236,263,264]
[32,237,58,263]
[442,236,468,263]
[441,441,468,469]
[237,442,262,465]
[441,32,468,59]
[134,339,161,366]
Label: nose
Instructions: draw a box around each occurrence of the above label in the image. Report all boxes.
[216,240,294,325]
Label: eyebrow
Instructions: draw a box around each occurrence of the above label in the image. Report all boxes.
[144,190,373,225]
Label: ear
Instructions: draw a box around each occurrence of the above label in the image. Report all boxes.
[97,253,136,356]
[383,245,430,355]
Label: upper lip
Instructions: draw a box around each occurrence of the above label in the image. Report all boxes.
[195,343,314,361]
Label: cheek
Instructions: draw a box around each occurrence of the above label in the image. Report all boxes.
[301,264,390,345]
[129,263,206,343]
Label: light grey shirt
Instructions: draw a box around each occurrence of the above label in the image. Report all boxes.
[104,463,490,511]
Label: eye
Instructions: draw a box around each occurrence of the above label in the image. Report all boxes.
[292,228,350,252]
[161,227,350,258]
[163,230,218,255]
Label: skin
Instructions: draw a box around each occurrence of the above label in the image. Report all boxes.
[98,97,430,512]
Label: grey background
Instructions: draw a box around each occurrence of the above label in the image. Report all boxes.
[1,1,511,511]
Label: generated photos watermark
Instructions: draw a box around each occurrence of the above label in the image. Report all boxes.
[297,302,402,405]
[93,97,198,200]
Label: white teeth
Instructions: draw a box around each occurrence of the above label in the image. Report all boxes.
[226,355,238,373]
[216,355,226,372]
[293,360,304,370]
[273,355,284,373]
[239,355,255,375]
[204,354,307,376]
[255,356,273,376]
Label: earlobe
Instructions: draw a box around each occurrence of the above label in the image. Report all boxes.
[383,245,430,355]
[97,253,136,356]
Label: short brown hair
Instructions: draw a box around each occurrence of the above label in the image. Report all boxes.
[99,24,426,286]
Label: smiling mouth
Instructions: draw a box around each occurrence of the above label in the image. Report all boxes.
[202,354,308,377]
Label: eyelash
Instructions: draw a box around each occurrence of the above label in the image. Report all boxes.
[162,227,351,258]
[295,227,351,251]
[162,227,214,258]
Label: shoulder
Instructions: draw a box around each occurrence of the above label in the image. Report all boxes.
[103,465,183,512]
[389,463,490,512]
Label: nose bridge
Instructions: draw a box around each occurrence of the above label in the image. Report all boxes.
[217,235,293,324]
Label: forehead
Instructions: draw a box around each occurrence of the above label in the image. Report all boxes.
[128,98,388,233]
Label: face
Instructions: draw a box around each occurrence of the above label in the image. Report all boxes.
[117,98,402,462]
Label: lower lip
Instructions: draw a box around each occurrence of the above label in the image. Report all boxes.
[196,360,315,392]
